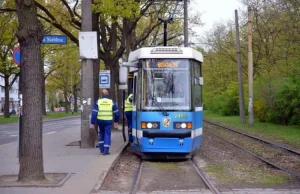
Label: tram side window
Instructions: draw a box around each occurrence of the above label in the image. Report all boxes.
[193,61,202,107]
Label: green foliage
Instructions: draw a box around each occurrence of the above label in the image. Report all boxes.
[253,99,268,122]
[201,0,299,126]
[92,0,140,21]
[209,83,240,116]
[254,68,300,125]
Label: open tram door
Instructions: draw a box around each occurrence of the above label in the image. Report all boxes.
[119,62,140,145]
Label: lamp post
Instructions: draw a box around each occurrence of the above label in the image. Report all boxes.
[151,0,182,46]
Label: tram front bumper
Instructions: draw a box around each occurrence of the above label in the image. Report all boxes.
[131,129,202,153]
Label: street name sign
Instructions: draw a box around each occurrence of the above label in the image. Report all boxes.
[42,35,67,44]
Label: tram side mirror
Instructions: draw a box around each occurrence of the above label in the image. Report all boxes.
[119,66,128,85]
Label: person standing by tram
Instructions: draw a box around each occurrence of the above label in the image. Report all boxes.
[90,89,120,155]
[125,89,133,142]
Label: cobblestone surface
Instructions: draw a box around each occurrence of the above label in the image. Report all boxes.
[96,189,300,194]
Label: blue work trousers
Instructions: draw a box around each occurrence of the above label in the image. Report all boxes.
[125,111,133,142]
[97,120,112,154]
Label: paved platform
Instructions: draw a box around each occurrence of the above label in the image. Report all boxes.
[98,189,300,194]
[0,123,127,194]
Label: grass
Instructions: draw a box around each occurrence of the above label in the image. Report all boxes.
[204,110,300,149]
[151,162,177,170]
[0,112,80,124]
[205,163,290,185]
[43,112,80,119]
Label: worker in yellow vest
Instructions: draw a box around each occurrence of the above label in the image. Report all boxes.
[124,90,133,142]
[90,89,119,155]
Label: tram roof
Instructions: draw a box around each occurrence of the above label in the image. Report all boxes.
[128,47,203,63]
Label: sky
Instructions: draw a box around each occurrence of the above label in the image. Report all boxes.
[190,0,245,40]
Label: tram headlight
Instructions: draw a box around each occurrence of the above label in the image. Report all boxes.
[141,122,160,129]
[147,123,153,128]
[174,122,192,129]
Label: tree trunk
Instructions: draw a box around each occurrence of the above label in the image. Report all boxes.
[42,76,46,115]
[73,85,78,112]
[63,87,69,113]
[109,65,116,102]
[93,60,99,101]
[92,10,100,102]
[15,0,45,182]
[4,75,10,118]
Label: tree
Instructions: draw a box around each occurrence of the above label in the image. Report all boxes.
[15,0,45,181]
[45,45,81,113]
[0,9,19,118]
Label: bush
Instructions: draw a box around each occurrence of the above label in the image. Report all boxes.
[253,99,268,122]
[209,83,240,116]
[254,75,300,126]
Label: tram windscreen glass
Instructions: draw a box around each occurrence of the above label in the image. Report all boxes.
[142,59,191,111]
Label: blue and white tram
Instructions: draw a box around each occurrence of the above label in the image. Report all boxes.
[119,46,204,159]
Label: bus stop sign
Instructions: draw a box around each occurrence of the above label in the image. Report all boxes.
[99,70,110,89]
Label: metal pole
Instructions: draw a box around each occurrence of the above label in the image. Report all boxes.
[235,10,246,123]
[81,0,95,148]
[163,21,167,46]
[184,0,189,47]
[247,7,254,125]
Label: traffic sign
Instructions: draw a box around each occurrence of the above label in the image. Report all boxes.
[42,35,67,44]
[99,70,110,88]
[13,46,20,65]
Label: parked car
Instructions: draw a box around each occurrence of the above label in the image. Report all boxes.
[54,107,61,112]
[9,109,16,115]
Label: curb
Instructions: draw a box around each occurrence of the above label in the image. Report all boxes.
[0,173,72,188]
[43,115,80,123]
[90,142,129,193]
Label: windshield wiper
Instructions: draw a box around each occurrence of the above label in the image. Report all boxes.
[151,95,169,116]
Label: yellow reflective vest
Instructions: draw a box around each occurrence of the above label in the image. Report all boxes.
[97,98,113,120]
[124,94,133,112]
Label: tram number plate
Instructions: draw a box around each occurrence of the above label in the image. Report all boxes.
[175,114,187,119]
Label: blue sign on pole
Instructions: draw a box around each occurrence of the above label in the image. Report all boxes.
[42,35,67,44]
[13,46,20,65]
[99,70,110,89]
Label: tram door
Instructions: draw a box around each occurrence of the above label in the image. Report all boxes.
[132,72,139,145]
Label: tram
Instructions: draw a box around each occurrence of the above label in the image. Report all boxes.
[119,46,204,159]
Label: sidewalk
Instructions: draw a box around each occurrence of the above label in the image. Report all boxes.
[0,123,127,194]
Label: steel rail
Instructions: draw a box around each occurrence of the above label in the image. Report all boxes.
[192,158,221,194]
[130,159,143,194]
[204,119,300,155]
[205,129,300,179]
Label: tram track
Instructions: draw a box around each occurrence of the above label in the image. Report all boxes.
[204,119,300,155]
[129,157,220,194]
[203,120,300,179]
[191,158,221,194]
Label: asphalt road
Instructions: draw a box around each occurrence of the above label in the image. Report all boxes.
[0,117,80,146]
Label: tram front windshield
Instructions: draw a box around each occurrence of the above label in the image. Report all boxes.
[142,59,191,111]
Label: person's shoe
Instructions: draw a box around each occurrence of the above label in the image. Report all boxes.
[103,152,110,155]
[100,149,104,154]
